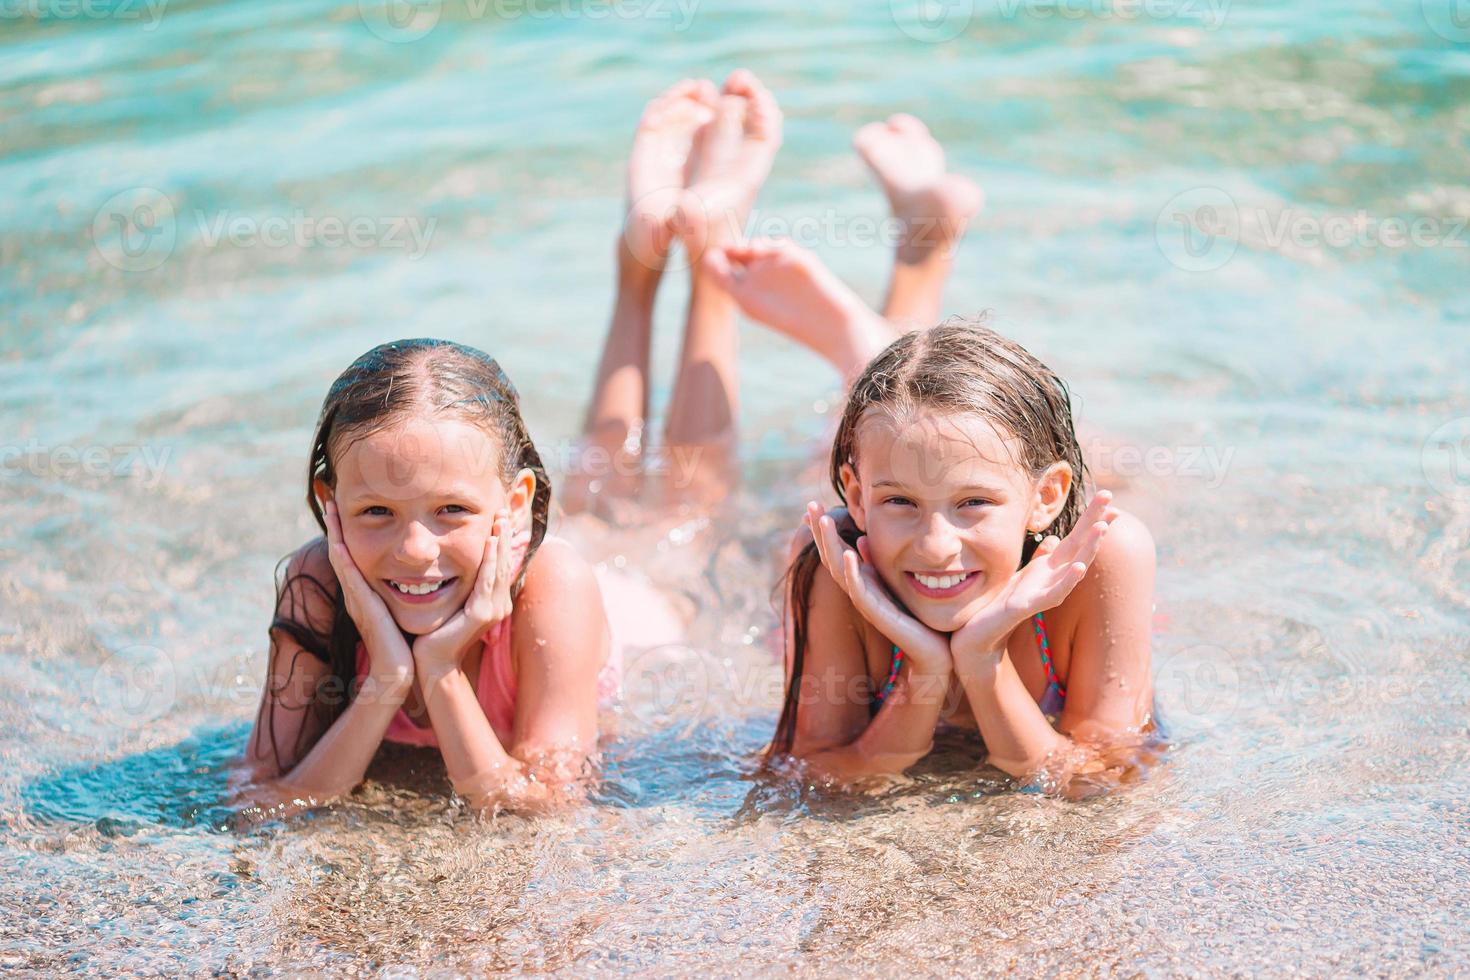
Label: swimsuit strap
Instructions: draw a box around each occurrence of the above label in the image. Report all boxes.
[875,615,1063,709]
[872,644,904,707]
[1033,612,1066,698]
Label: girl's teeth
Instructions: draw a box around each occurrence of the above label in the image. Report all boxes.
[393,580,446,596]
[916,573,966,590]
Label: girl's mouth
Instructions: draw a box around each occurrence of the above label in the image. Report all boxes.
[905,570,980,599]
[384,577,458,605]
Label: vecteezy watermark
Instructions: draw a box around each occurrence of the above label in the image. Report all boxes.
[1156,187,1470,272]
[1422,417,1470,502]
[357,0,700,43]
[328,418,709,504]
[91,187,437,272]
[621,193,977,275]
[1151,643,1241,730]
[1421,0,1470,43]
[994,0,1229,28]
[0,0,167,29]
[618,643,723,736]
[90,645,177,730]
[1086,439,1235,489]
[890,0,974,43]
[1,439,173,489]
[1155,187,1241,272]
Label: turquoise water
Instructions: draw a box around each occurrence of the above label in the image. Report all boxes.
[3,0,1469,973]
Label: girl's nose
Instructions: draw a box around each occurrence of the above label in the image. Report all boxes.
[912,511,961,563]
[396,520,439,565]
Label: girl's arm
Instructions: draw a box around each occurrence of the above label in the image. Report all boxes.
[235,540,413,810]
[780,507,956,782]
[419,538,607,814]
[786,568,953,782]
[953,510,1156,782]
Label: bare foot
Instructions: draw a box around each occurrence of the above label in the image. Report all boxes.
[704,238,895,378]
[674,69,784,264]
[623,78,720,273]
[853,113,983,264]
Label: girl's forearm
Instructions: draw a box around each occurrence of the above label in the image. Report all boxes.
[418,664,518,801]
[954,649,1066,779]
[251,671,412,806]
[801,664,953,781]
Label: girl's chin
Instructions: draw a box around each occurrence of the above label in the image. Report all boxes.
[907,593,997,633]
[390,614,451,637]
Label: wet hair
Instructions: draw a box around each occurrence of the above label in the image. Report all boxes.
[258,338,551,772]
[769,319,1089,758]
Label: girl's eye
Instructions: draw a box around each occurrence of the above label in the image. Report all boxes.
[364,505,392,517]
[883,496,915,507]
[961,498,993,508]
[442,505,469,515]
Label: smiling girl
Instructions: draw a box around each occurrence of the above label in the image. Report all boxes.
[241,339,619,814]
[766,322,1158,789]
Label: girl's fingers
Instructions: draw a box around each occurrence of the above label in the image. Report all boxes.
[1032,535,1061,561]
[494,513,514,603]
[819,516,856,595]
[842,550,882,622]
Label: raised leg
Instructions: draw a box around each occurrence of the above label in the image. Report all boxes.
[854,114,984,331]
[702,238,896,381]
[566,80,717,516]
[660,70,784,504]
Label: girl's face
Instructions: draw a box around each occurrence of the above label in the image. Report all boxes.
[842,409,1070,633]
[322,417,534,636]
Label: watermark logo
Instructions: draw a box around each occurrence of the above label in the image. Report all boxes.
[994,0,1230,29]
[1152,642,1241,730]
[890,0,974,43]
[1,440,174,489]
[90,187,438,271]
[92,186,178,272]
[1155,186,1240,272]
[0,0,168,29]
[1422,417,1470,501]
[91,644,176,729]
[359,0,442,41]
[359,0,700,42]
[619,643,721,736]
[1422,0,1470,43]
[1156,186,1470,271]
[1086,439,1236,489]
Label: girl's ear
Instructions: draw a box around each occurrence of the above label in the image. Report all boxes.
[507,468,536,530]
[838,462,866,532]
[312,478,331,509]
[1028,461,1073,535]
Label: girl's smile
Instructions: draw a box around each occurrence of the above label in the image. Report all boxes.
[904,569,982,599]
[384,576,460,603]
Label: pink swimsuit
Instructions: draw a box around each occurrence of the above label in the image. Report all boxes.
[353,533,624,748]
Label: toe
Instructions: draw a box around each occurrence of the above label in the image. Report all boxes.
[853,120,888,151]
[888,113,929,136]
[723,67,759,96]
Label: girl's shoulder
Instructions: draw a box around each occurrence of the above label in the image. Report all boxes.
[518,534,602,605]
[1056,507,1156,624]
[1087,507,1155,583]
[273,535,338,637]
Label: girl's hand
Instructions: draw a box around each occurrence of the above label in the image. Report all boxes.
[411,511,515,678]
[951,491,1118,667]
[323,498,414,683]
[804,502,952,674]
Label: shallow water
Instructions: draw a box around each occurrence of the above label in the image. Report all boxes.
[3,0,1469,974]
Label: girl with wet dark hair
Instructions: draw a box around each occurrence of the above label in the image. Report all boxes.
[242,338,622,814]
